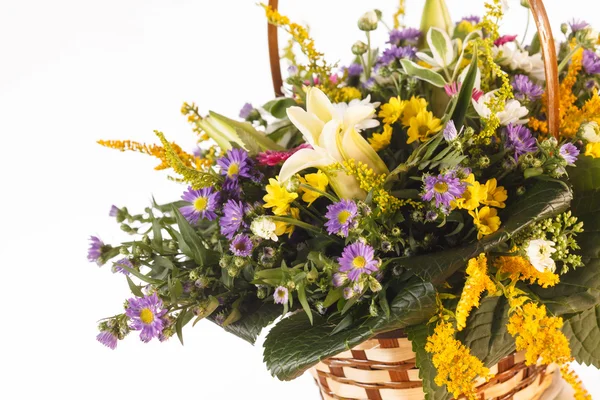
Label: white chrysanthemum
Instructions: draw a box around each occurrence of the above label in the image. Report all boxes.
[580,121,600,143]
[472,92,529,126]
[494,44,545,82]
[526,239,557,273]
[251,217,278,242]
[332,95,381,131]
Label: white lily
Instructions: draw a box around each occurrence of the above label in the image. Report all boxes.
[472,91,529,126]
[280,87,389,199]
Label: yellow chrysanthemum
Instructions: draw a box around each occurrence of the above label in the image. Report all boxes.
[469,206,501,239]
[585,142,600,158]
[378,96,406,124]
[263,177,298,216]
[369,124,393,151]
[407,110,443,144]
[452,174,487,211]
[482,178,507,208]
[456,20,475,35]
[274,207,300,237]
[425,321,492,400]
[456,254,497,331]
[401,96,429,126]
[495,256,559,288]
[299,171,329,206]
[330,86,362,103]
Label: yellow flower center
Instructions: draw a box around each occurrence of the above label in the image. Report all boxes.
[434,181,448,194]
[227,163,239,177]
[194,197,208,211]
[139,308,154,324]
[352,256,367,269]
[337,210,351,224]
[418,125,430,138]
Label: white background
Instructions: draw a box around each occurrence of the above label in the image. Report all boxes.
[1,0,599,399]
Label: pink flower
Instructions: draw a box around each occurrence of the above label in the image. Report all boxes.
[472,88,484,102]
[494,34,518,47]
[329,74,339,84]
[444,82,461,97]
[256,144,312,166]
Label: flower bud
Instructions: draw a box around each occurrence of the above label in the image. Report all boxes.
[520,0,530,8]
[351,40,368,55]
[561,23,569,35]
[256,286,267,299]
[516,186,527,196]
[358,10,378,31]
[579,121,600,143]
[368,276,382,292]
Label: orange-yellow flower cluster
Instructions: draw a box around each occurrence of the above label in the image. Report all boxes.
[378,96,442,144]
[456,254,497,331]
[425,321,492,400]
[495,255,559,288]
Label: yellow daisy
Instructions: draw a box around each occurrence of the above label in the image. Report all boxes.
[482,178,508,208]
[452,174,487,211]
[401,96,428,126]
[585,142,600,158]
[299,171,329,206]
[469,206,501,240]
[369,124,393,151]
[263,177,298,216]
[274,207,300,237]
[378,96,406,124]
[406,110,443,144]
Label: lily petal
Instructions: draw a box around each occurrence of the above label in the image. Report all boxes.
[278,148,334,182]
[327,170,367,200]
[319,120,344,162]
[343,105,376,132]
[287,106,325,147]
[306,87,335,123]
[341,127,389,174]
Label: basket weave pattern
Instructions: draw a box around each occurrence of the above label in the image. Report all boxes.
[310,337,557,400]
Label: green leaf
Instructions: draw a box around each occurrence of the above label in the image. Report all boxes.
[221,302,282,344]
[126,275,144,297]
[263,98,297,119]
[405,323,451,400]
[397,181,572,284]
[569,155,600,192]
[562,305,600,368]
[263,281,436,380]
[175,309,194,345]
[172,206,211,266]
[401,59,447,87]
[450,48,478,129]
[117,264,161,285]
[209,111,284,153]
[427,27,454,67]
[297,284,313,325]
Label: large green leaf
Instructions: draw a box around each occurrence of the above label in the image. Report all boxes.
[405,323,451,400]
[263,98,297,119]
[450,48,477,129]
[222,303,282,345]
[171,207,218,266]
[562,305,600,368]
[569,154,600,192]
[397,181,572,284]
[263,282,437,380]
[401,59,447,87]
[209,111,284,154]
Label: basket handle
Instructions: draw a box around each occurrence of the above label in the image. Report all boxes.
[267,0,559,136]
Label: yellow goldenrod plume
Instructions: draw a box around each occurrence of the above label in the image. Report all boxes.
[97,139,197,171]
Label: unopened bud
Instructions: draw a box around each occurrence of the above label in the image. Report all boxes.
[358,10,378,31]
[352,40,368,55]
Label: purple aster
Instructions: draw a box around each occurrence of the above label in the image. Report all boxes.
[388,27,421,45]
[214,313,226,325]
[583,50,600,75]
[88,236,105,266]
[569,19,589,33]
[217,148,251,179]
[505,123,537,159]
[287,65,299,75]
[221,199,248,239]
[363,78,376,90]
[230,234,254,257]
[378,45,416,66]
[338,242,379,282]
[343,287,355,300]
[425,211,439,222]
[179,186,219,224]
[421,172,467,209]
[559,143,580,165]
[109,205,119,217]
[221,178,242,202]
[273,286,289,304]
[332,273,347,287]
[239,103,253,119]
[443,120,458,141]
[324,200,358,237]
[125,293,167,343]
[96,331,118,350]
[346,63,364,77]
[460,15,481,25]
[512,74,544,101]
[113,258,133,275]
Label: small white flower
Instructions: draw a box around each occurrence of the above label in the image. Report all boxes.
[332,95,381,131]
[472,92,529,125]
[494,44,545,82]
[526,239,557,273]
[501,0,510,12]
[251,217,278,242]
[580,121,600,143]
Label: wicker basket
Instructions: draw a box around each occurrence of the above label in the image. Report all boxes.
[266,0,562,398]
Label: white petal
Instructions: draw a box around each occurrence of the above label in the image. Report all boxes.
[287,106,324,147]
[319,120,344,162]
[341,127,389,174]
[416,52,440,68]
[306,87,334,123]
[343,105,376,132]
[327,171,366,200]
[278,148,334,182]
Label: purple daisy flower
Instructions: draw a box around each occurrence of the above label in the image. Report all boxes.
[179,186,220,224]
[378,45,417,66]
[505,124,537,159]
[363,78,376,90]
[221,200,248,239]
[425,211,439,222]
[274,286,289,304]
[332,273,347,288]
[460,15,481,25]
[239,103,253,119]
[512,74,544,101]
[324,200,359,237]
[96,330,118,350]
[88,236,105,266]
[109,205,119,217]
[217,148,251,180]
[230,234,254,257]
[113,258,133,275]
[125,293,167,343]
[388,27,421,45]
[222,178,242,202]
[443,120,458,141]
[569,19,589,33]
[583,50,600,75]
[559,143,580,165]
[343,287,355,300]
[421,172,467,209]
[346,63,364,77]
[338,242,379,282]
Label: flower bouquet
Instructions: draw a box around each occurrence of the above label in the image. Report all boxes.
[91,0,600,398]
